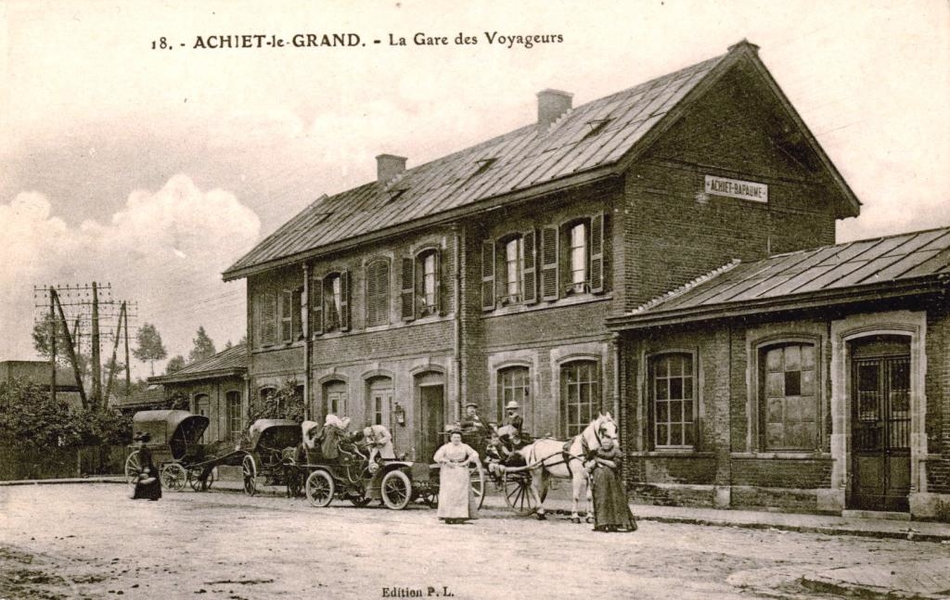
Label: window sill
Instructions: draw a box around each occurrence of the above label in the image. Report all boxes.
[631,450,714,458]
[482,293,612,318]
[730,452,832,460]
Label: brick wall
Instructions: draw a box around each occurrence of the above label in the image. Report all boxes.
[620,63,841,312]
[927,304,950,493]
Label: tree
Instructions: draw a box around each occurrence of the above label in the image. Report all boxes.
[165,355,186,374]
[32,317,85,369]
[132,323,167,376]
[248,381,305,423]
[0,378,71,448]
[188,326,216,363]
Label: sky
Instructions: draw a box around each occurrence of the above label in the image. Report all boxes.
[0,0,947,380]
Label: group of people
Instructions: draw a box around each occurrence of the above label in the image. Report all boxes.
[299,414,396,469]
[128,401,635,533]
[434,401,635,532]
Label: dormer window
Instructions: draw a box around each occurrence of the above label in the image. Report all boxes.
[581,118,611,141]
[474,157,498,177]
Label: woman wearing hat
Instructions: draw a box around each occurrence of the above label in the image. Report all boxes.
[433,426,481,524]
[130,432,162,501]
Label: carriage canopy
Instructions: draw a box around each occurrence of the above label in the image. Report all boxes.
[246,419,301,452]
[132,410,210,461]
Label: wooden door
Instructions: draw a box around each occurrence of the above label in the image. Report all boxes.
[419,385,444,463]
[851,345,911,511]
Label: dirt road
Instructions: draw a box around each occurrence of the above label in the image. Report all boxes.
[1,484,946,599]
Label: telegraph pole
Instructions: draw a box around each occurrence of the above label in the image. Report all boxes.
[49,286,57,404]
[91,282,102,409]
[34,283,137,408]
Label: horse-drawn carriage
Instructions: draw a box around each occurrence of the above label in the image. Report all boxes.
[126,411,303,495]
[125,410,236,492]
[240,419,303,496]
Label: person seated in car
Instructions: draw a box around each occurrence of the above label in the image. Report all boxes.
[315,414,351,461]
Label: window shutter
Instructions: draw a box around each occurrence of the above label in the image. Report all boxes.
[400,257,415,321]
[590,212,605,293]
[523,230,537,304]
[339,269,350,331]
[481,239,495,310]
[540,226,559,301]
[311,277,323,335]
[253,293,262,348]
[262,291,277,346]
[280,290,292,343]
[293,289,304,339]
[433,249,443,315]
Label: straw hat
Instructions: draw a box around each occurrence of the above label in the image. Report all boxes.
[505,401,520,410]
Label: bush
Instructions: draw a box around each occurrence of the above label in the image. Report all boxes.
[0,378,132,448]
[0,378,72,448]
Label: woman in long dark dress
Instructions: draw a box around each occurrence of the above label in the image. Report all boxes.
[131,432,162,501]
[586,437,635,532]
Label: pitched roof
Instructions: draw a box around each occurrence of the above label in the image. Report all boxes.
[149,344,247,384]
[223,40,860,281]
[608,226,950,330]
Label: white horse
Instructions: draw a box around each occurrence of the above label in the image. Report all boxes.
[506,413,618,522]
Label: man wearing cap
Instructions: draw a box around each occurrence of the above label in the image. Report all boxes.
[460,402,486,435]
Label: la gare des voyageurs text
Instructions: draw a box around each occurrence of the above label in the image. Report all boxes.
[189,31,564,50]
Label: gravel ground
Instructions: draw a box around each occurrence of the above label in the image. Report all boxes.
[0,484,947,600]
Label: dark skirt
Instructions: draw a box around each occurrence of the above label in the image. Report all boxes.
[591,467,636,531]
[132,473,162,500]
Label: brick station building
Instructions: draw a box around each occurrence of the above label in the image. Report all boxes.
[218,39,948,519]
[607,229,950,518]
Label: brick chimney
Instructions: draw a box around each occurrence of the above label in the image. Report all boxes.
[376,154,407,184]
[537,89,573,131]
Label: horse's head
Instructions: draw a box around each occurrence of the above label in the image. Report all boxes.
[583,412,618,452]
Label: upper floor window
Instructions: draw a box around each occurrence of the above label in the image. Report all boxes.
[561,360,600,437]
[312,270,350,334]
[481,232,537,311]
[569,222,587,293]
[401,248,442,321]
[539,212,606,301]
[760,342,817,451]
[650,353,695,449]
[365,259,390,327]
[258,291,278,347]
[280,288,303,343]
[504,237,525,303]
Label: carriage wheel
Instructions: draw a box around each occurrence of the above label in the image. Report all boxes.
[242,455,257,496]
[124,451,141,486]
[469,463,486,510]
[189,467,214,492]
[503,472,538,516]
[160,463,187,491]
[380,470,412,510]
[306,470,335,508]
[421,489,438,508]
